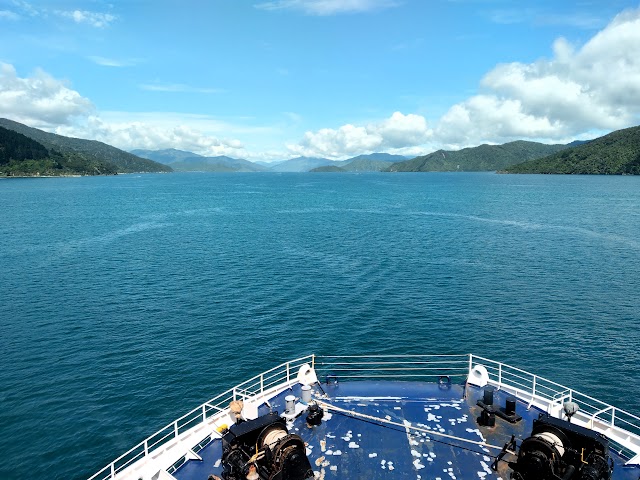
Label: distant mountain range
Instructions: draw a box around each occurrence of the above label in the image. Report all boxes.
[3,117,639,177]
[504,126,640,174]
[269,156,332,172]
[131,149,268,172]
[0,118,171,176]
[133,150,410,173]
[130,148,202,164]
[268,153,410,172]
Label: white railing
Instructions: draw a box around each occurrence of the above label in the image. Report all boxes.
[313,354,469,381]
[469,354,640,464]
[88,353,640,479]
[88,355,314,480]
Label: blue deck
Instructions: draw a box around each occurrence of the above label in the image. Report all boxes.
[173,381,640,480]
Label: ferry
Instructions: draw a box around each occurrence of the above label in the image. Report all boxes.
[88,354,640,480]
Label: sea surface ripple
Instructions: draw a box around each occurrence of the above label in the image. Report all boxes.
[0,172,639,479]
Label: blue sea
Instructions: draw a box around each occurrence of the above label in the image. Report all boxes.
[1,172,639,480]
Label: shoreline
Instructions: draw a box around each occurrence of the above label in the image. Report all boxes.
[0,171,170,179]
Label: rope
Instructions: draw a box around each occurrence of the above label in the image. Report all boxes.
[317,400,509,454]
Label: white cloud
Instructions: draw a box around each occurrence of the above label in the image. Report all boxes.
[57,10,116,28]
[288,112,432,158]
[5,6,640,161]
[0,63,94,127]
[88,56,135,67]
[376,112,431,147]
[536,13,605,30]
[435,96,561,146]
[0,10,20,20]
[1,0,42,20]
[283,111,303,123]
[488,8,605,30]
[254,0,399,16]
[54,116,246,157]
[289,8,640,156]
[10,0,38,17]
[2,3,117,27]
[0,63,254,158]
[435,7,640,146]
[139,83,225,94]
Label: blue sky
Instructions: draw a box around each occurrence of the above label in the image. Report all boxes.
[1,0,640,161]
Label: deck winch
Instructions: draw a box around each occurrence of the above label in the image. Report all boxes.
[510,414,613,480]
[221,413,313,480]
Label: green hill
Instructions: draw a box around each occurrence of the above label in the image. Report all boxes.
[505,126,640,174]
[339,158,394,172]
[0,126,49,163]
[0,126,119,176]
[0,118,171,174]
[269,156,332,172]
[310,165,346,172]
[331,153,405,172]
[169,158,237,172]
[130,148,202,164]
[133,148,268,172]
[387,141,569,172]
[168,155,268,172]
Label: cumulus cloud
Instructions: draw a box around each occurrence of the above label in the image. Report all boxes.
[57,10,116,28]
[54,116,245,156]
[254,0,398,16]
[435,7,640,146]
[0,63,94,127]
[288,112,432,158]
[5,7,640,161]
[291,7,640,156]
[0,63,248,157]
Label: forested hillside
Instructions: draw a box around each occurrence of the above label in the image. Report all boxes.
[506,126,640,174]
[388,141,569,172]
[0,118,171,174]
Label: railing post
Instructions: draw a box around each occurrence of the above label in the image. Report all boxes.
[468,354,473,377]
[612,407,616,427]
[286,363,290,384]
[144,439,149,456]
[591,406,614,429]
[498,363,502,388]
[312,354,315,370]
[260,373,264,394]
[532,375,537,397]
[174,421,179,438]
[110,462,115,479]
[202,404,206,422]
[527,376,537,409]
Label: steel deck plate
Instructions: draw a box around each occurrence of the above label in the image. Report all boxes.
[173,382,640,480]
